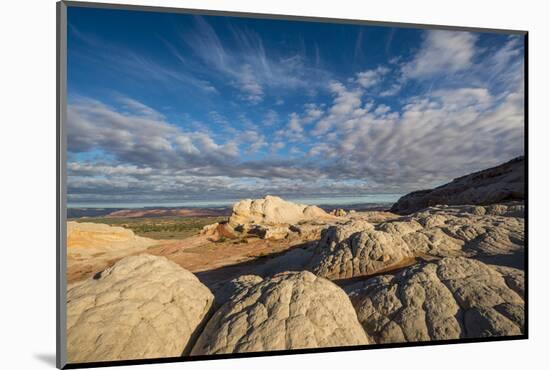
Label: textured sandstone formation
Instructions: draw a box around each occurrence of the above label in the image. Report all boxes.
[67,221,157,250]
[202,195,337,241]
[391,156,524,215]
[346,257,524,344]
[308,203,524,280]
[400,203,524,259]
[191,271,368,355]
[67,254,214,363]
[308,220,415,280]
[213,275,264,306]
[229,195,332,227]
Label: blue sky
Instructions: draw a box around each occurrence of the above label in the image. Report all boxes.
[66,6,525,207]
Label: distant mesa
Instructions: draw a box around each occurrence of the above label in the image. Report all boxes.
[105,207,230,218]
[391,156,524,215]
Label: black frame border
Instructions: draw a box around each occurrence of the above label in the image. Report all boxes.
[56,1,529,369]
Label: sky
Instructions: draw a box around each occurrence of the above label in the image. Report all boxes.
[66,6,525,207]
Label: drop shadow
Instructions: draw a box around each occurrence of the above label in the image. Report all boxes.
[34,353,56,367]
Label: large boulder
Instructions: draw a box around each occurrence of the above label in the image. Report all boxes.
[67,254,214,363]
[391,156,524,215]
[346,257,524,344]
[229,195,332,227]
[67,221,156,250]
[212,274,264,307]
[203,195,338,241]
[308,220,415,280]
[191,271,368,355]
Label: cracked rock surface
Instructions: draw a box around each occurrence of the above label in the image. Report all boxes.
[308,221,414,280]
[398,203,524,259]
[346,257,524,344]
[67,254,214,363]
[191,271,368,355]
[308,203,524,280]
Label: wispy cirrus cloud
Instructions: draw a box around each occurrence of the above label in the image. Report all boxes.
[177,16,332,103]
[69,25,218,94]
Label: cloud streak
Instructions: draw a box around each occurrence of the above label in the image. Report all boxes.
[179,16,332,103]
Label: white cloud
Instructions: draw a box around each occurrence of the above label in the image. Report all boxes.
[208,111,229,126]
[264,109,279,126]
[431,88,492,111]
[402,30,478,79]
[313,82,363,135]
[380,83,402,97]
[356,66,389,88]
[328,82,363,115]
[238,130,268,153]
[118,97,165,119]
[305,80,523,191]
[68,97,239,169]
[303,103,324,122]
[288,113,303,133]
[68,163,153,176]
[373,104,391,115]
[270,141,286,153]
[237,64,264,103]
[279,104,325,141]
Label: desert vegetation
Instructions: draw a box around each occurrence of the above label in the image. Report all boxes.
[70,216,228,239]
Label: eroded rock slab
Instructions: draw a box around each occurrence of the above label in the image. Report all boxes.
[346,257,524,344]
[191,271,368,355]
[67,254,214,363]
[68,221,157,250]
[67,221,159,284]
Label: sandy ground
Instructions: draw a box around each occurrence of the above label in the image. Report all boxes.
[66,210,406,288]
[67,233,314,286]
